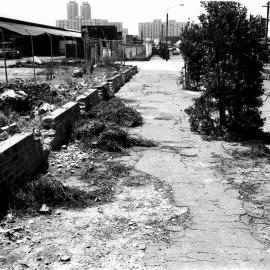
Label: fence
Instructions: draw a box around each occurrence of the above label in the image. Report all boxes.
[0,32,150,83]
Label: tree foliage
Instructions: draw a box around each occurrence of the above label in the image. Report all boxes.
[181,1,269,138]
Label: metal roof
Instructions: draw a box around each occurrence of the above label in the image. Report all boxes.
[0,21,81,38]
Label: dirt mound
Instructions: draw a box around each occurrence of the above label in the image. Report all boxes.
[88,98,143,127]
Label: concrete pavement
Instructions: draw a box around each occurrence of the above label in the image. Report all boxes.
[117,56,270,270]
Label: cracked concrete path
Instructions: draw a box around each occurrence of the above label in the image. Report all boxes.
[117,56,270,270]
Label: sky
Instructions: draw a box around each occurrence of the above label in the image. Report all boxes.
[0,0,268,34]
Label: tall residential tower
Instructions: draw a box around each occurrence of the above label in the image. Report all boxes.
[80,1,91,20]
[67,1,79,20]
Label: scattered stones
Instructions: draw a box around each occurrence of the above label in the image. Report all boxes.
[39,204,51,214]
[0,131,9,141]
[0,123,21,135]
[72,69,84,78]
[38,103,55,114]
[60,255,71,262]
[138,244,146,250]
[0,89,28,101]
[49,144,90,175]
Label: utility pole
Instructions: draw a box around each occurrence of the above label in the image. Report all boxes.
[263,1,270,44]
[161,24,164,43]
[165,13,169,61]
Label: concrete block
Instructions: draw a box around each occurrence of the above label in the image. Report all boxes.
[0,133,48,185]
[42,102,81,149]
[93,82,112,101]
[107,74,124,93]
[76,89,102,112]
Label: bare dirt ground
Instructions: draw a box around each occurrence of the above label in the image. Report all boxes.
[2,56,270,270]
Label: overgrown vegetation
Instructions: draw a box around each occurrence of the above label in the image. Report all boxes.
[73,121,155,152]
[180,1,269,139]
[88,98,143,127]
[0,112,8,128]
[231,144,270,159]
[0,176,92,215]
[73,97,153,152]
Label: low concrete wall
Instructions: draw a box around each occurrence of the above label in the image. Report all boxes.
[107,74,124,93]
[76,89,102,112]
[0,66,138,188]
[42,102,81,149]
[263,73,270,80]
[122,69,132,83]
[93,82,112,101]
[0,133,48,185]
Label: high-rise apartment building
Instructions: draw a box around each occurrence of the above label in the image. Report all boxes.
[80,1,91,20]
[67,1,79,20]
[56,18,123,33]
[56,1,126,36]
[139,19,186,40]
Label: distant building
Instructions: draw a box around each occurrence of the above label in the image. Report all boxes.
[81,25,118,40]
[139,19,186,40]
[56,19,81,30]
[67,1,79,20]
[56,18,124,33]
[80,1,91,20]
[56,1,126,37]
[109,22,123,32]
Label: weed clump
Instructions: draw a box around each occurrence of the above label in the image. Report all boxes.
[0,112,8,128]
[73,120,155,152]
[0,176,94,215]
[232,144,270,159]
[88,98,143,127]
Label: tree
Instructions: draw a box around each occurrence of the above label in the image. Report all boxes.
[180,22,205,90]
[181,1,269,138]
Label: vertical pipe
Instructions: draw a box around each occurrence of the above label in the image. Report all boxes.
[0,30,8,83]
[166,13,169,61]
[123,41,126,65]
[73,37,78,59]
[161,24,164,43]
[84,37,88,73]
[30,34,36,82]
[61,34,67,69]
[120,40,123,65]
[266,1,270,44]
[46,33,54,80]
[26,29,36,82]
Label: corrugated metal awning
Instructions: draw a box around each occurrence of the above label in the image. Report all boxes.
[0,21,81,38]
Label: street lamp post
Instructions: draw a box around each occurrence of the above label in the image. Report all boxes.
[166,3,184,61]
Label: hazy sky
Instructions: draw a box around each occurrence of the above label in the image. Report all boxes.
[0,0,268,34]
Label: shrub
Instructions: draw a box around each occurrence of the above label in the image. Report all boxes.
[181,1,269,139]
